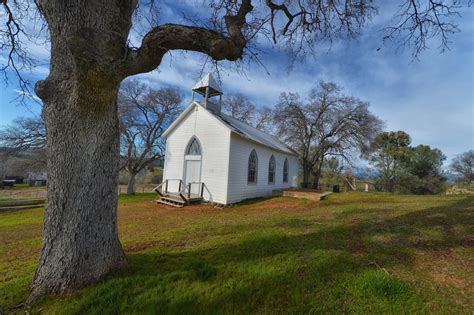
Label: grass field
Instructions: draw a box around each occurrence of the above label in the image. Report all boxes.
[1,192,473,314]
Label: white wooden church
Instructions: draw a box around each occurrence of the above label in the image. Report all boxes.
[158,74,298,206]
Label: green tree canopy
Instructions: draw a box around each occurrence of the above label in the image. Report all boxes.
[367,131,411,192]
[367,131,446,194]
[399,145,446,194]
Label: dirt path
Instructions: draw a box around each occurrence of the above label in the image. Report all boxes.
[0,188,46,200]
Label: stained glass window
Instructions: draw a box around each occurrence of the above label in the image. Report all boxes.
[268,155,275,184]
[187,137,201,155]
[248,150,258,183]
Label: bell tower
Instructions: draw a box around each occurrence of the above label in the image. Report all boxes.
[191,73,222,114]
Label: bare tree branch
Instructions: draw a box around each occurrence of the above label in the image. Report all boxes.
[0,116,46,154]
[384,0,466,58]
[118,80,182,193]
[0,115,47,168]
[0,0,48,100]
[222,94,274,132]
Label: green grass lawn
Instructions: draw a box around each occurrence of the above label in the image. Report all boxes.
[1,192,473,314]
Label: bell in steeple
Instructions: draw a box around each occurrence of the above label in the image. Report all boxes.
[192,73,222,114]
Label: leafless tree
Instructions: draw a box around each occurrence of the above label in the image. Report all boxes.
[449,150,474,184]
[0,116,47,166]
[274,81,383,188]
[0,116,46,152]
[0,153,47,179]
[119,80,182,194]
[223,94,256,125]
[0,84,181,194]
[253,106,274,133]
[0,0,468,301]
[223,94,274,132]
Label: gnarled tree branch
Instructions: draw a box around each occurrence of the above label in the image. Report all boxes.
[122,0,252,76]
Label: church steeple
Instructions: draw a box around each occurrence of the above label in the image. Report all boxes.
[192,73,222,114]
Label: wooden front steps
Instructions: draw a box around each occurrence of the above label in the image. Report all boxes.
[154,180,205,208]
[157,195,186,208]
[156,193,203,208]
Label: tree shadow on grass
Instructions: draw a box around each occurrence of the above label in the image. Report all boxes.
[229,197,269,207]
[50,197,474,314]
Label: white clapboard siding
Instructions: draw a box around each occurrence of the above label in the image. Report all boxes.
[226,133,298,204]
[163,105,231,204]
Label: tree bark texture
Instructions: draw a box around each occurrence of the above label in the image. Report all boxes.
[301,162,311,188]
[311,160,324,189]
[312,170,321,190]
[29,1,134,301]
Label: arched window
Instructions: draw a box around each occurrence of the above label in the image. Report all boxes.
[283,158,289,183]
[186,137,201,155]
[247,150,258,183]
[268,155,275,184]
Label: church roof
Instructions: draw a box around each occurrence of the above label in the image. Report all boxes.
[192,73,222,97]
[208,106,296,155]
[163,101,296,155]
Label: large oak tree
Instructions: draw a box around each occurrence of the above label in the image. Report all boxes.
[274,82,382,188]
[0,0,468,302]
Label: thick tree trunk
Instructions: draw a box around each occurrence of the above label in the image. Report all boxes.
[29,79,127,301]
[127,172,136,195]
[312,170,321,190]
[302,162,311,188]
[312,160,324,190]
[29,0,134,301]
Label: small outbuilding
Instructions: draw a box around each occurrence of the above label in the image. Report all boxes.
[161,73,299,205]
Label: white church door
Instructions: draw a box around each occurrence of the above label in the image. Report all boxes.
[184,159,201,195]
[184,137,202,195]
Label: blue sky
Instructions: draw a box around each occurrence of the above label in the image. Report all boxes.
[0,1,473,165]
